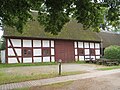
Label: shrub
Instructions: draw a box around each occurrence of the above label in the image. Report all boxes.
[104,45,120,61]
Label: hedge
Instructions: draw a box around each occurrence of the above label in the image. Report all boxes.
[104,45,120,61]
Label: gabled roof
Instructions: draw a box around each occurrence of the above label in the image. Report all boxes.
[3,12,120,48]
[97,32,120,48]
[4,13,101,42]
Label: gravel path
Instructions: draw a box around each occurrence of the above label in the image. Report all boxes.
[31,73,120,90]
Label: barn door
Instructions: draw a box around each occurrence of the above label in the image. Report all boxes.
[55,40,74,62]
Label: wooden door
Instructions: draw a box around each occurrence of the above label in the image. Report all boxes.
[55,40,74,62]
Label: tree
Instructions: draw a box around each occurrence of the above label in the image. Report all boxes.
[0,0,120,34]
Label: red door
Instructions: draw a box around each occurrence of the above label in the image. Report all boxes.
[55,40,74,62]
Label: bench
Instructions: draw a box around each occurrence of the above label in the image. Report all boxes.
[96,58,107,65]
[105,61,119,66]
[96,58,119,66]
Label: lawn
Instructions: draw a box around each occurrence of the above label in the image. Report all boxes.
[0,70,86,85]
[0,61,86,68]
[97,65,120,70]
[0,62,87,85]
[0,62,57,68]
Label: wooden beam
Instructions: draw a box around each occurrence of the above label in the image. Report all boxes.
[5,38,8,63]
[21,39,23,63]
[32,39,34,63]
[9,39,20,63]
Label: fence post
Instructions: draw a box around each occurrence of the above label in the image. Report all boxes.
[58,59,62,75]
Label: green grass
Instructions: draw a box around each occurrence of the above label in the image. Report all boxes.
[0,61,86,68]
[0,61,87,68]
[0,61,87,85]
[75,61,86,64]
[0,71,86,85]
[97,65,120,70]
[12,87,29,90]
[0,62,57,68]
[0,72,56,85]
[62,71,87,76]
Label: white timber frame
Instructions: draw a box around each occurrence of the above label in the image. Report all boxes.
[6,38,55,63]
[74,41,101,61]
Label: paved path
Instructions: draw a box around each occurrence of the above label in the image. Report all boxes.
[0,69,120,90]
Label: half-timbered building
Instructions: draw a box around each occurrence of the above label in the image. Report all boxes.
[2,13,101,63]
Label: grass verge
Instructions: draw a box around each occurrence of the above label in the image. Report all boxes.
[0,71,86,85]
[97,65,120,70]
[0,61,86,68]
[0,62,57,68]
[12,87,29,90]
[75,61,86,64]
